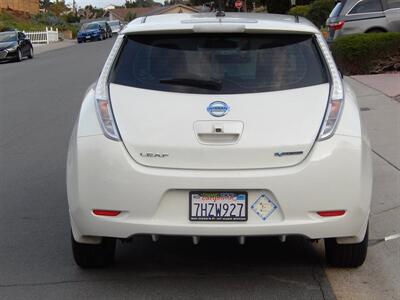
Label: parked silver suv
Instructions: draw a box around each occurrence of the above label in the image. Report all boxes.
[326,0,400,42]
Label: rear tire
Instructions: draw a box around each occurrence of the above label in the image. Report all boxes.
[28,46,34,59]
[71,232,116,268]
[325,225,368,268]
[15,49,22,62]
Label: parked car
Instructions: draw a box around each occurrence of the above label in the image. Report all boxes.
[77,23,106,43]
[0,30,33,62]
[68,12,372,269]
[96,21,113,38]
[327,0,400,42]
[108,20,123,34]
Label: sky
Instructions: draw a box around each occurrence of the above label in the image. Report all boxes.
[64,0,162,8]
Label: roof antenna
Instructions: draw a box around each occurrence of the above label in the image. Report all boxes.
[216,0,225,17]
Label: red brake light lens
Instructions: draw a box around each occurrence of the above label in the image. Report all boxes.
[329,20,345,31]
[93,209,121,216]
[317,210,346,217]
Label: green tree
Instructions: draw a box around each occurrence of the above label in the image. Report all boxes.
[39,0,52,12]
[48,1,69,16]
[125,0,137,8]
[307,0,334,28]
[295,0,314,5]
[265,0,292,13]
[125,11,136,21]
[82,5,105,19]
[62,12,80,23]
[135,0,157,7]
[288,4,311,17]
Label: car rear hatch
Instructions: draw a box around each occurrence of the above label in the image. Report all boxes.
[109,33,330,170]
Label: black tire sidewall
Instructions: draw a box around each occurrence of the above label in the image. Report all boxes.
[16,49,22,62]
[71,232,116,268]
[325,224,369,268]
[28,47,34,59]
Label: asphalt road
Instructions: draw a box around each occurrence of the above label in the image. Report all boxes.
[0,38,336,299]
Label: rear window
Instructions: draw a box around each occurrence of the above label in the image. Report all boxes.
[82,23,99,30]
[330,2,344,17]
[110,34,328,94]
[348,0,383,14]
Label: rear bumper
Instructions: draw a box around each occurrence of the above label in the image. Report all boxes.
[67,126,372,243]
[77,34,100,42]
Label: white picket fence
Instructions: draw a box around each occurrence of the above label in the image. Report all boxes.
[23,27,59,44]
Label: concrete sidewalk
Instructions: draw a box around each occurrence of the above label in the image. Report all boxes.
[324,77,400,299]
[352,73,400,99]
[32,40,76,55]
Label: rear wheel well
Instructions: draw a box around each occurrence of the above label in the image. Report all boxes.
[365,27,387,33]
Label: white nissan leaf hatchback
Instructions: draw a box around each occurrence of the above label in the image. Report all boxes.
[67,12,373,268]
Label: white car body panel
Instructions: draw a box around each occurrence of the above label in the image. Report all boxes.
[122,13,320,35]
[110,83,329,169]
[67,13,372,246]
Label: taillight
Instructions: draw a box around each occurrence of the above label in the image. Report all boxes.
[316,34,344,140]
[94,35,124,141]
[95,99,119,140]
[328,20,345,31]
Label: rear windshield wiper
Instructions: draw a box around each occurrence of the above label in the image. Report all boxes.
[159,77,222,91]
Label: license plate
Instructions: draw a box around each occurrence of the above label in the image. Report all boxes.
[189,191,247,221]
[86,36,90,39]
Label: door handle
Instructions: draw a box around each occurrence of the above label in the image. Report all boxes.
[194,121,243,145]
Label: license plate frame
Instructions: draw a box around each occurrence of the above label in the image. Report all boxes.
[189,191,248,222]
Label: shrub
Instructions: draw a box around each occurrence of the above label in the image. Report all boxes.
[32,12,66,27]
[61,13,80,24]
[0,11,45,31]
[296,0,314,4]
[266,0,292,14]
[288,5,311,17]
[331,32,400,75]
[0,10,79,38]
[307,0,334,28]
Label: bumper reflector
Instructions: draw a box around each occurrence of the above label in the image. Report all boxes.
[317,210,346,217]
[93,209,121,216]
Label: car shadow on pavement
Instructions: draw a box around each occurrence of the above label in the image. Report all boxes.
[115,235,323,271]
[73,236,334,299]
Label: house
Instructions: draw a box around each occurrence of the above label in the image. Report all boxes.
[105,7,157,22]
[105,4,199,22]
[0,0,39,14]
